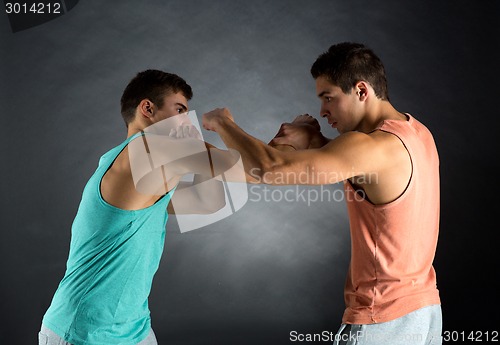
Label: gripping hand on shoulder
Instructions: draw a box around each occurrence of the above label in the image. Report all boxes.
[270,114,327,150]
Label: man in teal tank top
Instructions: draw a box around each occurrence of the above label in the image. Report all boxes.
[40,70,219,345]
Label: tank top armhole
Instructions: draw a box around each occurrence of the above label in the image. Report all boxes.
[369,127,415,209]
[96,132,171,213]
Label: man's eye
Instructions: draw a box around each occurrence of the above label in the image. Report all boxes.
[325,97,332,102]
[177,108,184,113]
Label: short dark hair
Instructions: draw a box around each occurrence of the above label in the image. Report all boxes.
[120,69,193,126]
[310,42,389,100]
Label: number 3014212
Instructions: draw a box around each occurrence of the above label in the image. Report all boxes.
[5,3,62,14]
[442,330,498,342]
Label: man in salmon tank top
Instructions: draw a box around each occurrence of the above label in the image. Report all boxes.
[202,42,442,345]
[39,70,231,345]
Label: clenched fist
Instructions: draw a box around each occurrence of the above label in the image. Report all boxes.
[202,108,234,131]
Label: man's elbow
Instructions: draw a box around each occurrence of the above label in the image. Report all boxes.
[195,185,226,213]
[204,196,226,213]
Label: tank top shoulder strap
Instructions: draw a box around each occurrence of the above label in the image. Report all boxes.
[124,131,145,145]
[98,131,146,172]
[372,113,413,137]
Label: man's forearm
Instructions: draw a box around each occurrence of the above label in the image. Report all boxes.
[212,118,286,181]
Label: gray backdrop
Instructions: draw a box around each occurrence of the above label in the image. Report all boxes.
[1,0,499,344]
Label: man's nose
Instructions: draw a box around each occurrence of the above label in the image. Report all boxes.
[319,104,328,118]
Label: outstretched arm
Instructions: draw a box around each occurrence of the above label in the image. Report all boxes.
[202,108,386,185]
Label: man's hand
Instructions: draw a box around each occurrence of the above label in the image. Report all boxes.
[290,114,321,131]
[168,125,202,140]
[270,114,328,150]
[202,108,234,131]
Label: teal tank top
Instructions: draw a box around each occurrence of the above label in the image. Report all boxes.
[43,133,174,345]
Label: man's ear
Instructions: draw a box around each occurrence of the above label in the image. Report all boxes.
[354,81,369,101]
[138,99,155,120]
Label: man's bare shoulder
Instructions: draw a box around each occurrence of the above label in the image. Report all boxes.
[317,129,409,179]
[324,129,406,155]
[368,129,410,160]
[321,131,380,156]
[101,148,166,210]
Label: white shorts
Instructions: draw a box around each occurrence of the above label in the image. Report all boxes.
[38,324,158,345]
[333,304,442,345]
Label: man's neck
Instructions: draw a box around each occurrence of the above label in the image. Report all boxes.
[127,124,143,138]
[357,101,404,133]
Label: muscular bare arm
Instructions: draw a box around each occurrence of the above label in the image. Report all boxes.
[202,108,411,204]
